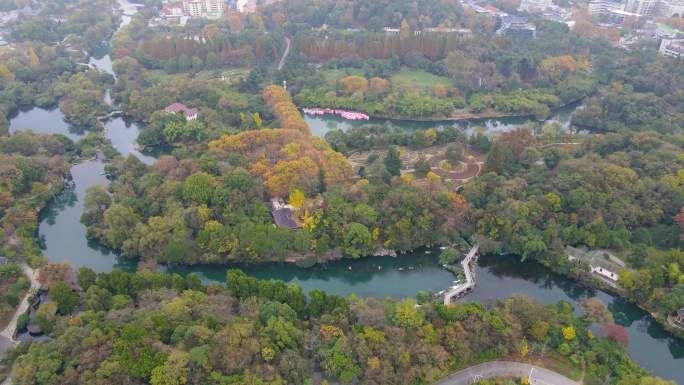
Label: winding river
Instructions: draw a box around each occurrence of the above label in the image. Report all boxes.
[13,100,683,382]
[5,6,684,381]
[304,101,579,137]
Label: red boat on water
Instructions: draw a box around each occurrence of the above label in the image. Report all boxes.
[303,108,370,121]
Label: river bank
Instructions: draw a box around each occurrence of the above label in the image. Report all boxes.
[302,97,586,125]
[546,258,684,342]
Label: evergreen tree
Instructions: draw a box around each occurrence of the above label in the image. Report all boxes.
[384,146,402,177]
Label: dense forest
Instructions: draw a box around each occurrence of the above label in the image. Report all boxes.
[5,267,672,385]
[112,14,285,73]
[463,128,684,319]
[288,26,598,119]
[0,132,71,266]
[81,86,469,264]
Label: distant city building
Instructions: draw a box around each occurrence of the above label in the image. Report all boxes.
[659,38,684,57]
[182,0,224,18]
[156,3,188,25]
[497,15,537,39]
[519,0,553,12]
[624,0,657,16]
[236,0,279,13]
[589,0,625,16]
[164,103,199,120]
[416,27,473,38]
[605,8,642,23]
[152,0,224,25]
[656,0,684,17]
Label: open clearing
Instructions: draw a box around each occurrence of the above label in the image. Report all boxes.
[348,141,485,189]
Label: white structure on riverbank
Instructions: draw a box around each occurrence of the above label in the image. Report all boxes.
[566,246,624,287]
[591,266,619,281]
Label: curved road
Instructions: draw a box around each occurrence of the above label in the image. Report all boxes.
[434,361,578,385]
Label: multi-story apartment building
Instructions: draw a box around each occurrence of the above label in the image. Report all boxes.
[624,0,657,15]
[655,0,684,16]
[181,0,224,18]
[588,0,624,16]
[519,0,553,12]
[659,38,684,58]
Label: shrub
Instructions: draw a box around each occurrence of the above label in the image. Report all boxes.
[16,313,29,332]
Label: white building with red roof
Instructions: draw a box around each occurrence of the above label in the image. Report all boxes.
[164,103,199,121]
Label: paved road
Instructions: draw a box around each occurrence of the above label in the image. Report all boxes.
[277,37,291,71]
[434,361,578,385]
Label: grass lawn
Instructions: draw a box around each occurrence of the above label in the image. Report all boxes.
[194,68,250,82]
[391,67,454,91]
[320,68,365,83]
[530,351,586,383]
[320,67,454,92]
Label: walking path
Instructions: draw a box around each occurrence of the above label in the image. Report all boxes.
[443,245,478,305]
[434,361,578,385]
[277,37,291,71]
[0,265,38,385]
[0,264,39,342]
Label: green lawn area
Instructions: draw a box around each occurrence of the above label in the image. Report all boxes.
[320,68,365,83]
[143,68,249,83]
[657,23,680,35]
[194,68,250,82]
[319,66,454,91]
[145,69,173,83]
[391,67,454,91]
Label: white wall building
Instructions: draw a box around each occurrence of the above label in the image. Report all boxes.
[181,0,224,18]
[659,38,684,57]
[519,0,553,12]
[589,0,625,16]
[591,266,619,282]
[656,0,684,17]
[624,0,657,16]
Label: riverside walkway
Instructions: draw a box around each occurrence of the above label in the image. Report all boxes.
[434,361,578,385]
[443,245,479,305]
